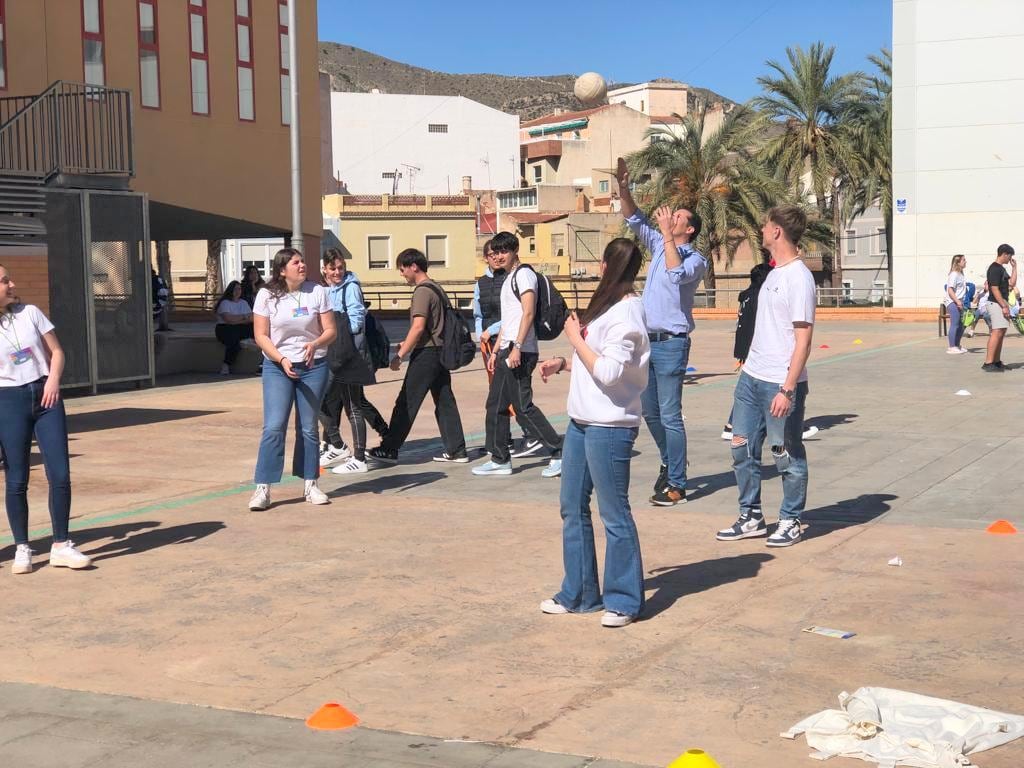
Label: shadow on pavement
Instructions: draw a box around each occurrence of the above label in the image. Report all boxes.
[328,470,447,497]
[643,553,775,620]
[68,408,224,433]
[801,493,897,541]
[805,413,858,431]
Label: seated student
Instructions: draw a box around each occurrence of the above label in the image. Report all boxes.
[214,280,254,374]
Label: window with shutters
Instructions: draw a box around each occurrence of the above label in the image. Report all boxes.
[368,236,391,270]
[425,235,447,268]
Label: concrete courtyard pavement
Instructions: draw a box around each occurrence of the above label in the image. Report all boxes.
[1,320,1022,767]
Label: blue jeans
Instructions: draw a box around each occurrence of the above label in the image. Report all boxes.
[555,421,645,617]
[254,359,330,484]
[730,371,808,520]
[947,303,966,348]
[641,335,690,488]
[0,378,72,544]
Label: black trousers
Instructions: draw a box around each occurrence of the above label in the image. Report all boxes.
[319,375,389,453]
[382,346,465,456]
[215,323,253,365]
[484,346,562,464]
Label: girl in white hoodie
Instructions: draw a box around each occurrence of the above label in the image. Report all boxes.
[537,238,650,627]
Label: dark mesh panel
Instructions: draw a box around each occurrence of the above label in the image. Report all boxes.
[88,193,150,383]
[44,190,91,387]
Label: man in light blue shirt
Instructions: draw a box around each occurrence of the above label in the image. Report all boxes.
[616,157,707,506]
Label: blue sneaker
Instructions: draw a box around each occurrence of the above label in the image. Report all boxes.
[472,459,512,476]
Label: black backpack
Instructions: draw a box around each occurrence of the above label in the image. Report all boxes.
[364,312,391,370]
[418,282,476,371]
[511,264,568,340]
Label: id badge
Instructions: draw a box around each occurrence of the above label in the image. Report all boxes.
[10,348,32,365]
[292,306,310,318]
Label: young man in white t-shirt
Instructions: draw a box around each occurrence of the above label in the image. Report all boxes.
[717,206,816,547]
[472,231,563,477]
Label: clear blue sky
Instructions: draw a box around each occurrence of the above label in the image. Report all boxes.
[317,0,892,103]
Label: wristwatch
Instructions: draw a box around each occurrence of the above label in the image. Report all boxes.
[779,386,795,401]
[513,342,523,350]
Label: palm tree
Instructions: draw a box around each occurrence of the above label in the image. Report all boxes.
[627,104,789,288]
[843,49,892,281]
[753,42,867,284]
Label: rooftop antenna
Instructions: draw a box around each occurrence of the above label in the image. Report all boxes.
[401,163,421,194]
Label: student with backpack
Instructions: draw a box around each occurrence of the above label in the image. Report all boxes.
[472,232,563,478]
[367,249,467,465]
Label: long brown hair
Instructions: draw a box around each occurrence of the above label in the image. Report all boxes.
[265,247,304,299]
[579,238,642,325]
[0,262,19,329]
[950,254,965,272]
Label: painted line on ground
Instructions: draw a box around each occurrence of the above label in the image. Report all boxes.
[2,335,931,545]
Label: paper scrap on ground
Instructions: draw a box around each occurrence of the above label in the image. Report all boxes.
[853,339,864,344]
[888,556,903,567]
[955,390,971,397]
[782,686,1024,767]
[803,626,856,640]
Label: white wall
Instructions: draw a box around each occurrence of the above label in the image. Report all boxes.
[331,93,520,195]
[893,0,1024,306]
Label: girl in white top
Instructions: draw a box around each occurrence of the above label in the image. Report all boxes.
[248,248,336,511]
[536,238,650,627]
[214,280,254,374]
[943,254,968,353]
[0,264,91,574]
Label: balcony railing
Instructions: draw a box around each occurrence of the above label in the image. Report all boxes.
[0,81,134,180]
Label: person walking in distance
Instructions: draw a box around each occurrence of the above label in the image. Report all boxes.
[0,264,92,574]
[717,207,816,547]
[536,239,650,627]
[615,157,706,506]
[367,249,467,464]
[982,244,1017,372]
[248,248,337,510]
[472,231,563,477]
[944,254,969,354]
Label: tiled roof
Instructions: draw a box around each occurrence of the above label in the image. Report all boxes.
[521,105,608,128]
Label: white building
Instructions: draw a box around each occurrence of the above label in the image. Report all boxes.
[893,0,1024,306]
[330,92,520,195]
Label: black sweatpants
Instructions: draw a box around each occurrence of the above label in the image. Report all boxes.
[484,345,562,464]
[382,346,465,456]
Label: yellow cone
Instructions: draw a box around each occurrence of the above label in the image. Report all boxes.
[667,748,721,768]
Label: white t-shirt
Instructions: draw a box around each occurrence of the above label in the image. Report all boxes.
[216,298,253,323]
[567,297,650,428]
[0,304,55,387]
[743,259,816,385]
[500,265,539,353]
[943,271,966,307]
[252,282,330,362]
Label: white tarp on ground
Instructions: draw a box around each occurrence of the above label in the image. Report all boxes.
[781,687,1024,767]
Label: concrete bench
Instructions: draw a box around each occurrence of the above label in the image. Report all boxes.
[154,332,262,376]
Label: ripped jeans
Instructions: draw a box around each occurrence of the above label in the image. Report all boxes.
[730,371,809,521]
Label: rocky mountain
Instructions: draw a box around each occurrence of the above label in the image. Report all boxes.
[317,42,735,122]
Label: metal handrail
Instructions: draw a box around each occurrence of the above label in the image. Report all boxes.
[0,80,134,179]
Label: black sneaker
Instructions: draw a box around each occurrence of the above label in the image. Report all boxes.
[650,486,686,506]
[995,360,1007,370]
[432,451,469,463]
[511,439,544,459]
[982,362,1004,372]
[716,510,767,541]
[367,446,398,464]
[766,518,802,547]
[654,464,668,493]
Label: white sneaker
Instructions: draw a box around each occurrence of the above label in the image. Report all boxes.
[802,425,819,440]
[11,544,33,574]
[955,347,968,354]
[472,460,512,476]
[49,541,92,570]
[331,457,368,475]
[319,444,351,468]
[541,458,562,478]
[304,479,329,505]
[946,347,962,355]
[721,424,733,440]
[601,611,633,628]
[248,483,270,510]
[540,598,569,615]
[965,328,975,338]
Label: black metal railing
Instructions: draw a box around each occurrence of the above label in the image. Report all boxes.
[0,81,134,179]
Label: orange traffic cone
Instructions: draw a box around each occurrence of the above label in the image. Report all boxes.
[987,520,1017,534]
[667,748,721,768]
[306,702,359,730]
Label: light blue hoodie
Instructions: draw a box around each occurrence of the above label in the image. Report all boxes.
[327,270,367,334]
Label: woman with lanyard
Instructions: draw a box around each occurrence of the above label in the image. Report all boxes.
[249,248,337,511]
[536,239,650,627]
[0,264,91,574]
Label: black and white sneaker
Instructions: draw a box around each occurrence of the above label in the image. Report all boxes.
[716,510,767,541]
[766,518,802,547]
[653,464,668,493]
[433,451,469,463]
[511,439,544,459]
[367,447,398,465]
[721,424,733,440]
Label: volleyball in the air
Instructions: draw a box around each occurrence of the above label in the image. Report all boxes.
[574,72,608,105]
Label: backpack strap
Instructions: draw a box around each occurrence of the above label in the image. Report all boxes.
[510,264,537,301]
[415,280,452,309]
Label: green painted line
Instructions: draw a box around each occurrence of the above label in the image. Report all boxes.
[2,334,930,546]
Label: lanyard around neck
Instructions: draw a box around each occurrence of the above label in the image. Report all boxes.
[0,312,23,351]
